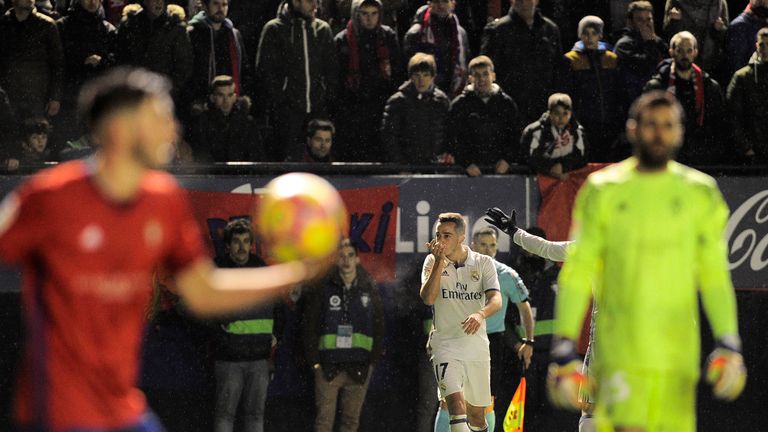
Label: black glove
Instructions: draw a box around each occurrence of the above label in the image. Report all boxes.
[484,207,518,236]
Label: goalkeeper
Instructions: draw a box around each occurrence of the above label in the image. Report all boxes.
[533,91,745,432]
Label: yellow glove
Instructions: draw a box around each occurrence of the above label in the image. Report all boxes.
[547,339,585,410]
[706,347,747,402]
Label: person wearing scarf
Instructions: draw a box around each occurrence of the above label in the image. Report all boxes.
[187,0,246,104]
[644,31,726,165]
[333,0,401,161]
[404,0,469,98]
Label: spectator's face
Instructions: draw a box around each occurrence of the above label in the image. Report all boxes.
[292,0,317,19]
[628,105,683,167]
[435,222,464,258]
[26,133,48,154]
[469,65,495,94]
[81,0,100,13]
[210,84,237,115]
[410,71,435,93]
[205,0,228,23]
[580,26,601,50]
[144,0,166,18]
[12,0,33,10]
[512,0,538,16]
[549,105,572,129]
[131,96,178,168]
[757,35,768,60]
[308,129,332,159]
[752,0,768,7]
[429,0,453,18]
[358,4,380,30]
[471,233,497,258]
[227,232,252,265]
[671,37,697,71]
[629,9,654,32]
[337,244,358,275]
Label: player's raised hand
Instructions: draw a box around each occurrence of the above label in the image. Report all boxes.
[484,207,518,236]
[426,238,446,260]
[461,311,485,335]
[547,338,585,411]
[706,341,747,401]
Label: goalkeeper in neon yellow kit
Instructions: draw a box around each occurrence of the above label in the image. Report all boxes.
[546,91,747,432]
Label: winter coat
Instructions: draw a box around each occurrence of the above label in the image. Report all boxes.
[116,8,193,93]
[380,81,450,164]
[448,83,522,168]
[644,59,726,165]
[480,8,563,123]
[255,1,339,115]
[564,41,623,128]
[726,53,768,161]
[523,112,587,175]
[726,11,768,79]
[613,27,668,108]
[188,97,262,162]
[56,4,116,101]
[0,7,64,117]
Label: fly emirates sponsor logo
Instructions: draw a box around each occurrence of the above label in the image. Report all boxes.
[441,282,482,301]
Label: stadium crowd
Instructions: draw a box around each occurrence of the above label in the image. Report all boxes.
[0,0,767,176]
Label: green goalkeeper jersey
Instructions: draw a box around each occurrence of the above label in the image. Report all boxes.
[555,158,739,377]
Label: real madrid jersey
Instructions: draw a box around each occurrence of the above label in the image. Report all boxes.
[422,248,500,361]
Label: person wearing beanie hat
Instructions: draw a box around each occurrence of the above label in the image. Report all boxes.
[564,15,623,162]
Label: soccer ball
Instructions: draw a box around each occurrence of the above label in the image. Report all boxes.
[255,173,348,263]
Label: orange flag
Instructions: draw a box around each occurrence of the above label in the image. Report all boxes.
[503,376,526,432]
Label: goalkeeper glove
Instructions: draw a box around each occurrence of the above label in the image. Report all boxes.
[484,207,518,236]
[547,338,585,410]
[706,336,747,402]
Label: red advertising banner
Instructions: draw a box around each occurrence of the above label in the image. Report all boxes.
[536,163,611,242]
[186,185,399,282]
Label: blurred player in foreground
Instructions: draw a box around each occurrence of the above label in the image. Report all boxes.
[0,67,332,431]
[547,91,746,431]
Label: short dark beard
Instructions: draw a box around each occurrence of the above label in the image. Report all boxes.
[634,140,675,170]
[676,59,692,71]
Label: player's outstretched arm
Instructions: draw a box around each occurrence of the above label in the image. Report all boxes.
[485,207,570,262]
[175,257,331,317]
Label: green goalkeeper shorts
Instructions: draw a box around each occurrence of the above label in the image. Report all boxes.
[593,368,696,432]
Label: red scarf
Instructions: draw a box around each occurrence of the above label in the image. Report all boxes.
[667,63,705,126]
[421,7,466,96]
[345,19,391,91]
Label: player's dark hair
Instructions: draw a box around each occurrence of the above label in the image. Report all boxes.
[22,117,52,138]
[223,219,254,245]
[78,67,171,131]
[438,212,466,234]
[626,1,653,20]
[306,118,335,139]
[628,90,683,124]
[473,227,498,240]
[340,238,359,255]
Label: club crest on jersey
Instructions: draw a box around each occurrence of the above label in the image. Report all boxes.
[471,270,480,282]
[144,219,163,248]
[360,293,370,308]
[441,270,449,276]
[79,224,104,252]
[329,295,342,311]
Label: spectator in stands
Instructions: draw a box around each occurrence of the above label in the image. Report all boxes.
[564,15,623,162]
[448,55,521,177]
[0,85,17,171]
[644,30,727,165]
[187,0,248,105]
[188,75,261,162]
[303,238,384,432]
[523,93,587,180]
[614,1,668,111]
[116,0,193,100]
[256,0,338,162]
[381,53,451,165]
[18,117,52,165]
[0,0,64,119]
[662,0,728,74]
[213,219,277,432]
[726,0,768,78]
[334,0,401,162]
[304,118,335,162]
[404,0,469,98]
[56,0,116,150]
[480,0,563,124]
[726,27,768,164]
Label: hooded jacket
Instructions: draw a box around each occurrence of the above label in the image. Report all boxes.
[564,41,623,130]
[187,11,246,102]
[523,111,587,175]
[480,7,563,123]
[116,7,193,93]
[644,58,726,165]
[255,0,338,114]
[727,8,768,78]
[448,83,522,168]
[726,52,768,161]
[380,80,450,164]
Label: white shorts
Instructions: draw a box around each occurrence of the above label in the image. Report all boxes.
[431,352,492,407]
